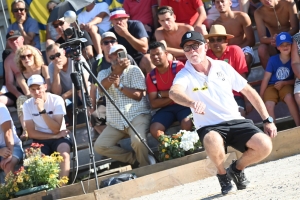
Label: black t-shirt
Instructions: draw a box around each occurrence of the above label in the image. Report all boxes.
[109,20,148,63]
[89,54,137,83]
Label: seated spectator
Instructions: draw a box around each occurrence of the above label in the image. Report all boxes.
[46,17,95,64]
[94,44,155,167]
[254,0,298,69]
[78,2,112,60]
[291,33,300,109]
[90,32,137,135]
[147,42,192,139]
[260,32,300,126]
[109,8,154,74]
[0,31,24,107]
[205,25,252,117]
[46,43,90,115]
[155,6,194,63]
[46,0,60,41]
[159,0,207,35]
[206,0,250,28]
[0,102,23,175]
[213,0,255,74]
[23,74,72,177]
[14,45,51,140]
[8,0,40,50]
[123,0,159,39]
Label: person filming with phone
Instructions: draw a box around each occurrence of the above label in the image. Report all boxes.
[94,44,156,168]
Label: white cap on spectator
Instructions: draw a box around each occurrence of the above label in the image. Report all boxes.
[102,32,117,40]
[110,9,130,20]
[109,44,127,55]
[27,75,45,87]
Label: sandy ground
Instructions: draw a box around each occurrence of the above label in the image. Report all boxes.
[133,154,300,200]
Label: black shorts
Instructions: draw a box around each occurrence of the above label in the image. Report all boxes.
[197,119,263,153]
[33,137,73,156]
[2,87,23,107]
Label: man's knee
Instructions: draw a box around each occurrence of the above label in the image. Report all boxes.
[203,131,224,148]
[180,118,192,130]
[150,122,165,138]
[140,54,155,74]
[247,133,272,154]
[257,44,269,56]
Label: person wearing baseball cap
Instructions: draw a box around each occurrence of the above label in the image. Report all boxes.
[94,42,156,167]
[89,33,137,135]
[169,30,277,195]
[108,8,153,75]
[260,32,300,129]
[23,74,72,178]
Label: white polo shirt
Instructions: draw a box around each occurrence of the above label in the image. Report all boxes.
[173,57,247,129]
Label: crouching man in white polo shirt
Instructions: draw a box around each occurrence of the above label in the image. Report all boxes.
[169,31,277,195]
[23,75,72,178]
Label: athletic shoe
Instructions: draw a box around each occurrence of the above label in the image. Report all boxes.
[227,160,250,190]
[148,154,156,165]
[216,174,235,195]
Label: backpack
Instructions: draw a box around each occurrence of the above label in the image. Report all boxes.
[149,60,178,86]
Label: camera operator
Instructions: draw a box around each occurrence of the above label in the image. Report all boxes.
[46,43,90,122]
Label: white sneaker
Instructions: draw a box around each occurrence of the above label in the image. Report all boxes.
[148,154,156,165]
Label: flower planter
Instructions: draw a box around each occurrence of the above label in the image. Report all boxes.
[15,185,49,197]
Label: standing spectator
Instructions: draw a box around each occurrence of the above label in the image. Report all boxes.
[169,31,276,195]
[78,2,112,60]
[254,0,298,69]
[155,6,194,63]
[205,25,252,116]
[212,0,255,74]
[23,74,72,177]
[14,45,51,140]
[109,8,154,74]
[147,42,192,139]
[8,0,41,50]
[260,32,300,126]
[94,44,155,167]
[0,31,24,107]
[89,32,137,135]
[123,0,159,39]
[0,102,23,175]
[159,0,207,35]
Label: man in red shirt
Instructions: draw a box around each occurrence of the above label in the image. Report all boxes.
[146,41,192,139]
[205,25,252,116]
[159,0,207,35]
[123,0,159,39]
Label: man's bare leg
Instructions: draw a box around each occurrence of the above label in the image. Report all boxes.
[57,143,71,178]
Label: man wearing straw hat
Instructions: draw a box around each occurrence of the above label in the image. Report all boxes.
[205,24,252,117]
[169,30,277,195]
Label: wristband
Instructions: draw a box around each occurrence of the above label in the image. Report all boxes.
[39,109,46,114]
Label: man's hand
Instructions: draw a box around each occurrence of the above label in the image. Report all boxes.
[0,147,12,158]
[35,98,45,112]
[190,101,206,114]
[56,129,70,139]
[0,156,12,169]
[274,81,284,90]
[114,24,130,38]
[17,15,26,24]
[263,123,277,138]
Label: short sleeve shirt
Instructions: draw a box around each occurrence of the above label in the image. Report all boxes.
[172,57,247,129]
[23,93,66,134]
[7,17,41,50]
[266,54,294,85]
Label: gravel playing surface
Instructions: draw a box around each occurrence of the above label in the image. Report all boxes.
[133,154,300,200]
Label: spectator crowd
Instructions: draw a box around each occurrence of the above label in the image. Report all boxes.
[0,0,299,195]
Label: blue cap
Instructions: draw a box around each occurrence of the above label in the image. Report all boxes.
[276,32,292,47]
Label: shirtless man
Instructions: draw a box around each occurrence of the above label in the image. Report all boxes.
[254,0,298,69]
[0,30,24,106]
[213,0,255,74]
[155,6,194,63]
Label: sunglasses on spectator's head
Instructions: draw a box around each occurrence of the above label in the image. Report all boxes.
[13,8,25,13]
[53,21,64,28]
[49,52,61,60]
[208,37,226,43]
[20,54,33,60]
[103,40,117,46]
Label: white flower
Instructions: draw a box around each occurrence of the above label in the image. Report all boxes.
[177,130,200,151]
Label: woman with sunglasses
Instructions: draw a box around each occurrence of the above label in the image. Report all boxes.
[14,45,51,140]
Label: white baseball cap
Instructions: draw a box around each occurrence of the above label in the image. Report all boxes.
[27,75,45,87]
[109,44,127,55]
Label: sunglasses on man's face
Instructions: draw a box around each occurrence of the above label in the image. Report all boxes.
[49,52,61,60]
[13,8,25,13]
[53,21,64,28]
[183,43,202,52]
[208,37,226,43]
[20,54,33,60]
[103,40,117,46]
